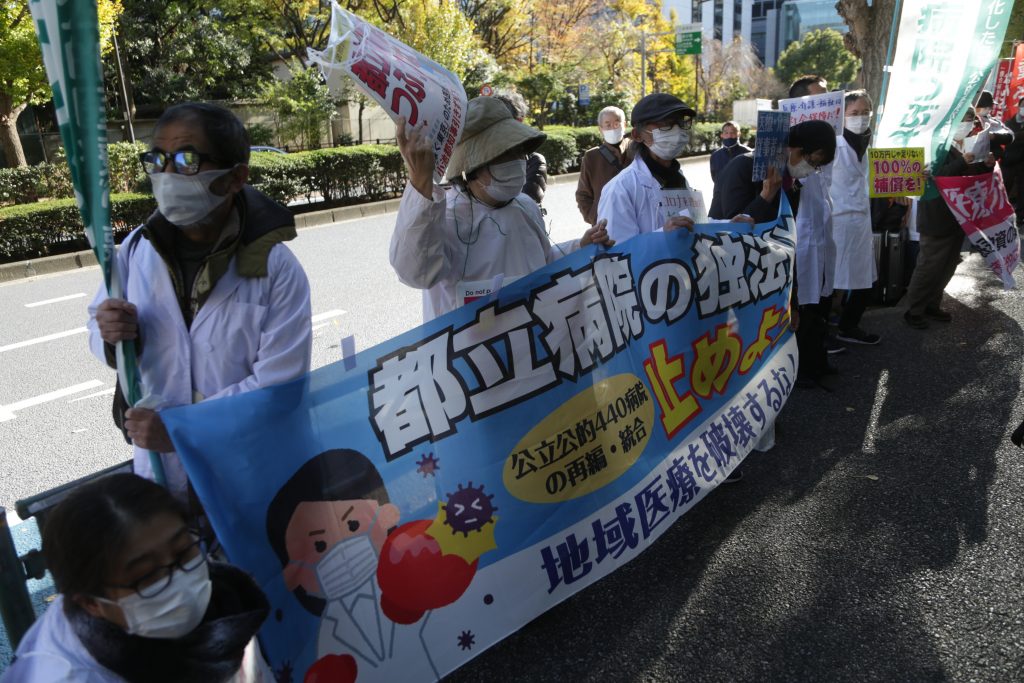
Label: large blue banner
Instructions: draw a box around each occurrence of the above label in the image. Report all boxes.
[163,199,798,683]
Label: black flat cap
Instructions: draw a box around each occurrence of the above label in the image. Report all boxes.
[630,93,696,126]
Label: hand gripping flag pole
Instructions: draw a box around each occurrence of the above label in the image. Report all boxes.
[30,0,167,486]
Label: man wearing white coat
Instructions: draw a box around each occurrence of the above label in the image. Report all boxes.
[88,103,313,502]
[830,90,881,345]
[390,96,611,322]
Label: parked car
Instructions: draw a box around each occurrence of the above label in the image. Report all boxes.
[250,145,287,154]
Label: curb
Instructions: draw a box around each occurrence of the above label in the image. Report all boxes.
[0,158,711,284]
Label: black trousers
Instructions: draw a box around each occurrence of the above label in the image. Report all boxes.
[796,297,830,380]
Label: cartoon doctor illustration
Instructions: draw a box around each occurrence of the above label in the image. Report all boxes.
[266,449,440,682]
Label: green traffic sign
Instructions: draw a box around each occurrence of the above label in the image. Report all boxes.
[675,28,702,56]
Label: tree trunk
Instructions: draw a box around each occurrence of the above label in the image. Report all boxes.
[836,0,897,103]
[0,94,28,168]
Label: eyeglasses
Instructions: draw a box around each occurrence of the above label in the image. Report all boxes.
[646,119,694,133]
[109,537,208,598]
[139,148,219,176]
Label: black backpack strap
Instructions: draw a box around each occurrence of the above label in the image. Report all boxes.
[598,145,622,170]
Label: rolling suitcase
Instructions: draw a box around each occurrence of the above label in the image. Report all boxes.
[873,228,906,305]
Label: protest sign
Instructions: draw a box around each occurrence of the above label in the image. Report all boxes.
[1005,43,1024,122]
[29,0,160,481]
[308,2,467,183]
[659,188,707,224]
[778,91,845,135]
[935,170,1020,289]
[874,0,1012,200]
[752,110,790,181]
[868,148,926,198]
[163,201,799,683]
[992,58,1014,121]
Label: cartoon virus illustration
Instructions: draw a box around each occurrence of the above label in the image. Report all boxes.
[457,630,476,650]
[416,453,440,478]
[441,482,497,537]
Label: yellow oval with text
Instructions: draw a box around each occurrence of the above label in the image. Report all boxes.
[504,373,654,503]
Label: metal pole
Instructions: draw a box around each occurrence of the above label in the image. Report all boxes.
[695,53,700,110]
[113,32,135,144]
[641,30,647,98]
[0,508,36,650]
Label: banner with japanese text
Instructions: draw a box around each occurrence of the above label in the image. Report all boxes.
[1004,43,1024,122]
[874,0,1013,199]
[992,58,1013,121]
[778,91,845,135]
[868,148,926,197]
[935,170,1020,289]
[752,111,790,181]
[163,201,799,683]
[308,2,466,182]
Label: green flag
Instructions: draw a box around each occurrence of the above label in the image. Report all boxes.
[30,0,165,485]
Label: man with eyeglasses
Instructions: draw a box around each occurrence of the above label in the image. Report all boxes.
[87,102,312,502]
[596,93,700,244]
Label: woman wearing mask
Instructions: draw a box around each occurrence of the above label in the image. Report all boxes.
[904,107,995,329]
[830,90,881,346]
[391,96,612,321]
[596,93,701,244]
[1,473,272,683]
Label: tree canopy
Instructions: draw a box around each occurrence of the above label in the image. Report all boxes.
[774,28,862,92]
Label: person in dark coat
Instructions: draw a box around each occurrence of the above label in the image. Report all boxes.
[904,107,995,329]
[575,105,632,224]
[1001,97,1024,216]
[709,120,751,185]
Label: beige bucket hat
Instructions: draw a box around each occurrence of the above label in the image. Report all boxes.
[444,97,547,182]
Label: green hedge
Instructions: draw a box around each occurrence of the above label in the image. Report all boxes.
[0,193,154,262]
[0,142,149,206]
[248,145,405,205]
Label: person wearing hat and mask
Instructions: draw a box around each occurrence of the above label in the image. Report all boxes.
[967,90,1014,163]
[596,93,701,243]
[391,96,612,321]
[904,106,995,329]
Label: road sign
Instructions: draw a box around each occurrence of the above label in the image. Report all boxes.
[579,84,590,106]
[675,23,702,55]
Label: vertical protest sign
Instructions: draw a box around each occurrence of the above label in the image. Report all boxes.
[29,0,164,484]
[752,110,790,181]
[1005,43,1024,122]
[308,2,467,183]
[778,91,845,135]
[934,170,1020,289]
[874,0,1013,199]
[868,148,926,198]
[992,58,1014,120]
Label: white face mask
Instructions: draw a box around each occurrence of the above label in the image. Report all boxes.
[1017,111,1024,124]
[953,122,974,141]
[315,532,378,600]
[150,168,233,227]
[787,158,816,179]
[99,558,212,639]
[649,126,689,160]
[602,127,624,145]
[483,159,526,204]
[845,115,870,135]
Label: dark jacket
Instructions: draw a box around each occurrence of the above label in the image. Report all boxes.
[1001,116,1024,198]
[708,153,799,222]
[575,138,632,224]
[918,147,990,237]
[710,142,752,184]
[523,151,548,205]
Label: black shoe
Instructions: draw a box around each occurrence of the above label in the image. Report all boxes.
[836,327,881,345]
[824,336,847,355]
[723,468,743,483]
[924,306,952,322]
[904,311,929,329]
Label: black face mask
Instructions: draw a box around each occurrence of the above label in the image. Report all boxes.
[722,138,738,148]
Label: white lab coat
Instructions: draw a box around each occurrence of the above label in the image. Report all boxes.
[316,575,437,682]
[86,225,312,498]
[0,596,272,683]
[390,182,578,321]
[829,135,877,290]
[794,171,836,306]
[596,155,678,244]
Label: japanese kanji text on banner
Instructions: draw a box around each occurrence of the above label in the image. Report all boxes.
[779,91,845,135]
[868,148,926,198]
[162,201,800,683]
[308,2,467,182]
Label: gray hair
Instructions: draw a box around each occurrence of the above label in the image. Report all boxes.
[496,91,529,121]
[597,106,625,126]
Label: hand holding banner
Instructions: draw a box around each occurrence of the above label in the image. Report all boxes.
[778,91,845,135]
[752,111,790,182]
[308,2,467,183]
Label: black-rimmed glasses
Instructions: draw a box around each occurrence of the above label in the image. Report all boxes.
[139,148,219,176]
[108,537,208,598]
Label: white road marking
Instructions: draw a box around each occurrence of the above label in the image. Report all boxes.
[0,327,88,353]
[67,387,115,403]
[24,293,87,308]
[862,369,889,454]
[311,309,346,323]
[0,380,104,422]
